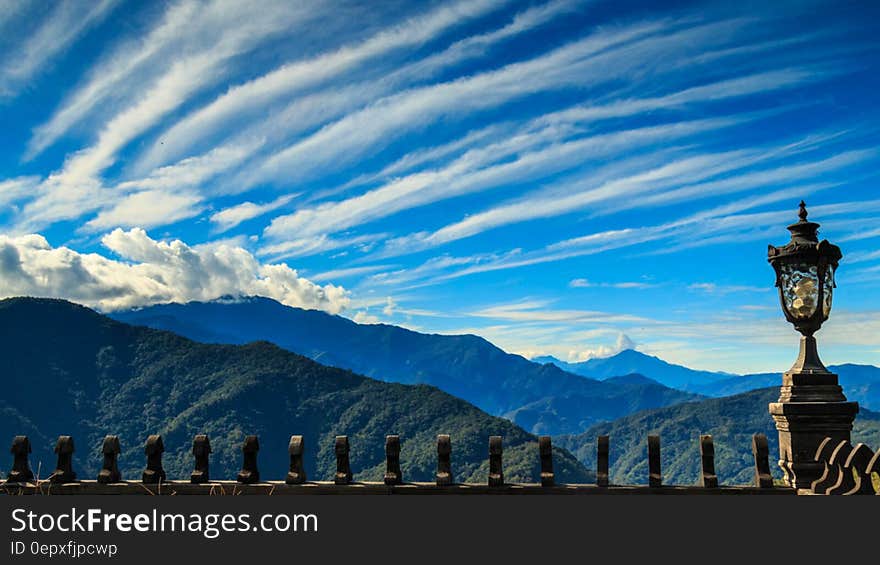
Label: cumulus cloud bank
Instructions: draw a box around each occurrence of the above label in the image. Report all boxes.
[567,332,636,362]
[0,228,349,313]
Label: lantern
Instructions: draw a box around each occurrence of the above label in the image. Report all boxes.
[767,201,842,372]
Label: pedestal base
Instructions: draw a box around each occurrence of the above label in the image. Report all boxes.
[769,368,858,489]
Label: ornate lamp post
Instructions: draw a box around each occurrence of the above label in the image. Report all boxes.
[767,201,858,489]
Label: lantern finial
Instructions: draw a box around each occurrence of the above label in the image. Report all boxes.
[798,200,808,222]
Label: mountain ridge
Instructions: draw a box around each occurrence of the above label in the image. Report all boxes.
[111,296,702,435]
[556,387,880,485]
[534,350,733,389]
[0,297,593,483]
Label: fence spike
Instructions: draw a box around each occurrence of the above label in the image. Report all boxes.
[97,435,121,484]
[826,441,856,495]
[436,434,453,486]
[751,433,773,488]
[647,435,661,488]
[539,436,554,487]
[597,435,609,487]
[286,435,306,485]
[237,435,260,484]
[142,435,166,484]
[334,436,352,485]
[488,436,503,487]
[7,436,33,483]
[50,436,76,483]
[842,443,876,495]
[384,435,402,485]
[699,434,718,488]
[191,434,211,484]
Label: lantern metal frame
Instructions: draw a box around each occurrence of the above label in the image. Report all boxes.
[767,201,842,374]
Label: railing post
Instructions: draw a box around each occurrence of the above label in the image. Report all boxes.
[191,434,211,484]
[50,436,76,483]
[812,440,851,494]
[488,436,503,487]
[286,435,306,485]
[97,435,121,484]
[436,434,452,486]
[825,441,856,495]
[142,435,166,484]
[699,435,718,488]
[237,435,260,484]
[809,437,836,494]
[384,435,402,485]
[334,436,352,485]
[539,436,554,487]
[596,435,609,487]
[647,435,661,488]
[752,433,773,488]
[842,444,876,495]
[7,436,33,483]
[867,449,880,496]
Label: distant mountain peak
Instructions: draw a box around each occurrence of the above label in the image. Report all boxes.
[533,347,732,390]
[604,373,662,386]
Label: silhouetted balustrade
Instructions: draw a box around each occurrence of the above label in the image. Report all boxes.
[334,436,352,485]
[50,435,76,483]
[488,436,503,487]
[286,435,305,485]
[142,435,166,484]
[699,435,718,488]
[384,435,402,485]
[539,436,554,487]
[98,435,121,484]
[436,434,453,486]
[237,435,260,484]
[8,436,33,483]
[191,434,211,484]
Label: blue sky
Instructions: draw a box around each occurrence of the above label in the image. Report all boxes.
[1,0,878,373]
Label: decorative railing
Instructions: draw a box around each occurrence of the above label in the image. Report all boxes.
[806,437,880,495]
[4,432,794,495]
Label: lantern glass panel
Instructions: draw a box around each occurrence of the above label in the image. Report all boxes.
[781,263,819,320]
[823,265,835,318]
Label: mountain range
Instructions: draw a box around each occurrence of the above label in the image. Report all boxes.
[533,350,731,390]
[111,297,702,435]
[0,297,593,483]
[5,295,879,488]
[535,353,880,411]
[555,387,880,485]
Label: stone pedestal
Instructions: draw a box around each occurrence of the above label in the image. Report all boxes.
[769,337,858,489]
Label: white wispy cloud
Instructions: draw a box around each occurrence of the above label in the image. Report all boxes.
[0,228,349,313]
[466,299,651,324]
[243,17,731,188]
[117,140,264,193]
[380,197,880,290]
[259,233,387,262]
[569,279,655,289]
[382,136,869,258]
[0,176,41,209]
[26,0,319,158]
[84,190,204,232]
[310,264,393,282]
[133,0,511,173]
[26,0,201,157]
[263,116,739,247]
[0,0,117,99]
[688,282,766,294]
[210,194,297,233]
[17,1,320,232]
